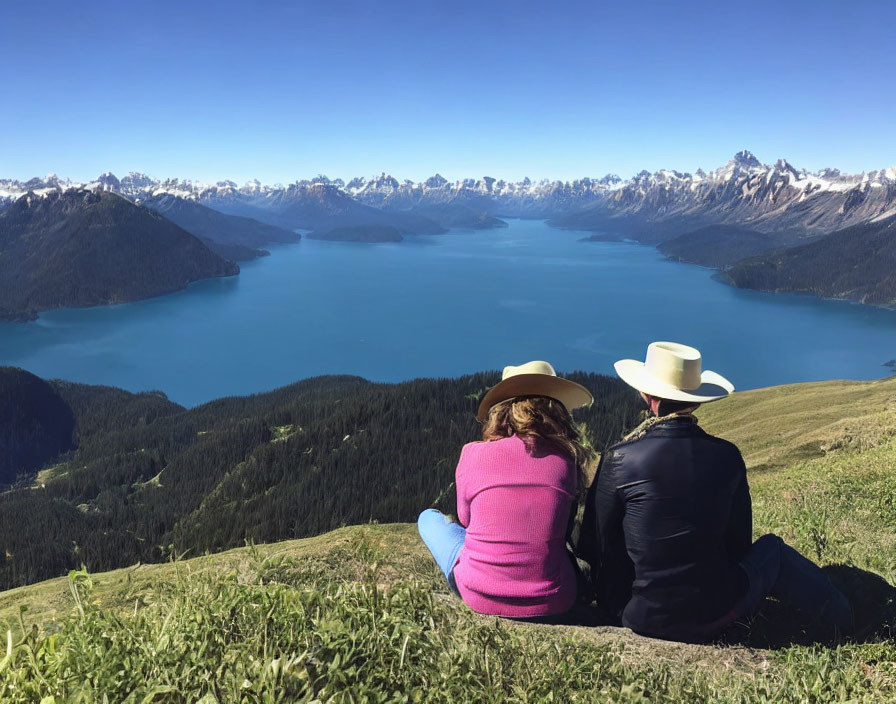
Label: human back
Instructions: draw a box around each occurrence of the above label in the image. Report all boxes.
[578,341,853,643]
[454,431,578,616]
[417,361,594,620]
[593,416,751,640]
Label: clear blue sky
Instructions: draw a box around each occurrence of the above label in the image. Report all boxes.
[2,0,894,184]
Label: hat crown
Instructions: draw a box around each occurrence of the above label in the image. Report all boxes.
[501,360,557,380]
[477,360,592,421]
[644,342,702,391]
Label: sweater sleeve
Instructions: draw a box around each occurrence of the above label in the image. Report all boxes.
[455,444,472,528]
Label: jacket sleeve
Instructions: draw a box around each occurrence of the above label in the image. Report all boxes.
[594,452,624,555]
[576,450,630,615]
[594,449,634,619]
[575,453,605,574]
[723,453,753,562]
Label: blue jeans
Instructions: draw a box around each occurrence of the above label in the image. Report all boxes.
[735,534,854,635]
[417,509,465,591]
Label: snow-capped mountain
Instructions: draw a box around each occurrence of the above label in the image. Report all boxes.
[2,152,894,238]
[566,150,896,239]
[343,171,624,219]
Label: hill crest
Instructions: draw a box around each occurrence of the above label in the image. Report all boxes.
[0,374,895,700]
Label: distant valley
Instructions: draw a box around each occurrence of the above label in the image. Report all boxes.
[141,193,300,261]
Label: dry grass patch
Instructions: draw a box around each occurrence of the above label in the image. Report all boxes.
[698,376,896,471]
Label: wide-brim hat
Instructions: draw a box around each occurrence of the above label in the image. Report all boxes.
[476,360,593,421]
[614,341,734,403]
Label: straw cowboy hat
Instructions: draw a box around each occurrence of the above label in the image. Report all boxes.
[477,361,593,421]
[614,342,734,403]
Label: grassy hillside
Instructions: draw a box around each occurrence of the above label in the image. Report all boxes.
[699,375,896,471]
[1,377,895,701]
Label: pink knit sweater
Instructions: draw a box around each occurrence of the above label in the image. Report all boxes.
[452,435,578,617]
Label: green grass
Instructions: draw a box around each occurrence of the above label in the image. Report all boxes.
[1,377,896,702]
[698,375,896,471]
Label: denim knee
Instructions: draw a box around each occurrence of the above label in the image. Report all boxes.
[742,534,783,577]
[417,508,465,586]
[417,508,444,534]
[737,533,784,616]
[753,533,783,552]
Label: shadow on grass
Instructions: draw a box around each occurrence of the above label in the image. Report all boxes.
[721,564,896,649]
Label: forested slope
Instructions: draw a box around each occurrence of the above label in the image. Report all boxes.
[0,369,641,589]
[141,194,300,260]
[0,190,238,320]
[657,225,793,268]
[723,216,896,305]
[0,368,75,485]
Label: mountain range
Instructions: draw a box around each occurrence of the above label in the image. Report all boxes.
[2,151,895,312]
[549,151,896,242]
[4,151,893,239]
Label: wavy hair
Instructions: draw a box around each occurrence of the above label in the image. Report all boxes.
[481,395,592,495]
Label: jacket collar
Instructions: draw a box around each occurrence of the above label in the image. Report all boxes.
[621,413,699,443]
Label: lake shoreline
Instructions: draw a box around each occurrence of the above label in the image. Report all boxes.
[578,228,896,312]
[2,219,894,407]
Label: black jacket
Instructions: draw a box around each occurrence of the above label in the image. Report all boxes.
[577,417,752,642]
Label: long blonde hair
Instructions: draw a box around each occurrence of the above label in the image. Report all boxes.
[481,395,592,494]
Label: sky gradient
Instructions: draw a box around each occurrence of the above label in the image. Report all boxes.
[2,0,894,184]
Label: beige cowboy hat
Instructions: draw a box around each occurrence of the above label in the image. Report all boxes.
[477,360,594,421]
[614,341,734,403]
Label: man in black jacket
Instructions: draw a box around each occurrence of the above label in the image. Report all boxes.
[577,341,853,643]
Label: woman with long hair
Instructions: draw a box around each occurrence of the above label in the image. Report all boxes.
[417,361,593,621]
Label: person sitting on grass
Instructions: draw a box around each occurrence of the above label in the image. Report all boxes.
[576,341,854,643]
[417,361,594,623]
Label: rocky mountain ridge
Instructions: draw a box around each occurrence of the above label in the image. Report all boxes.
[550,151,896,240]
[3,152,894,236]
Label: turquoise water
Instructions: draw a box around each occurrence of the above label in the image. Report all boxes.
[1,219,894,407]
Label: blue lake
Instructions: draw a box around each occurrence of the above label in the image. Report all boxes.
[1,219,894,407]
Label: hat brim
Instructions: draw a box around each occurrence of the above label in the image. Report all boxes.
[476,374,594,421]
[614,359,734,403]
